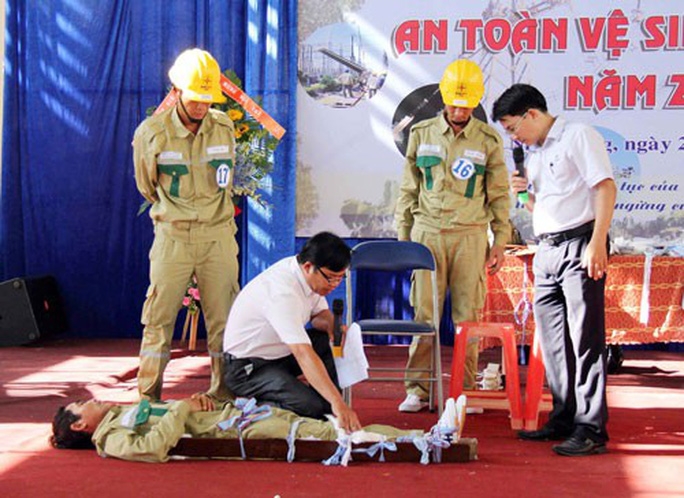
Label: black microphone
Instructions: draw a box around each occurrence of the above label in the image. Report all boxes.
[332,299,344,358]
[513,146,529,204]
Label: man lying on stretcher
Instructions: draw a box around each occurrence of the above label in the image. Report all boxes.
[51,393,468,464]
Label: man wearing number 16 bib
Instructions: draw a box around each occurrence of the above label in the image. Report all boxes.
[395,59,511,413]
[133,49,240,402]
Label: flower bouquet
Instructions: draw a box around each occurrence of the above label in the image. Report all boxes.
[216,69,279,207]
[181,275,200,350]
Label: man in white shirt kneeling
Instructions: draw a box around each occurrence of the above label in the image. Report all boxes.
[223,232,362,433]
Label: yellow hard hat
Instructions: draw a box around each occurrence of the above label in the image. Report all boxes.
[168,48,226,104]
[439,59,484,108]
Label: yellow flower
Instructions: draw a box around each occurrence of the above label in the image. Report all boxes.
[235,129,243,139]
[228,109,244,121]
[237,123,250,135]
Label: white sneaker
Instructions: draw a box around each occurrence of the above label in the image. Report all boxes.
[398,393,428,412]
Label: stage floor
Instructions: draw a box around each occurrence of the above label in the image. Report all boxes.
[1,339,683,497]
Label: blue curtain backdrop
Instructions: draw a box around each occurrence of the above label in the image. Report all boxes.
[240,0,297,283]
[1,0,296,338]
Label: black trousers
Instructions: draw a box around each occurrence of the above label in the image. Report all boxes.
[223,328,340,419]
[533,232,609,441]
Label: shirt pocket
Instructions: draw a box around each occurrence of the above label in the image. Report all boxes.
[206,144,234,192]
[416,144,446,192]
[157,151,190,198]
[446,157,486,199]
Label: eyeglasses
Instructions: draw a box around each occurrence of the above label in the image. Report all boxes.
[504,111,529,135]
[316,266,346,284]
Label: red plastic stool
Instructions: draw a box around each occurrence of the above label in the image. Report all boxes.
[450,322,524,430]
[522,333,553,430]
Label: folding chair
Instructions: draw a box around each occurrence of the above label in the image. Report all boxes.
[345,240,443,415]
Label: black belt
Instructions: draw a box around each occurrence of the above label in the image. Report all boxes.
[538,221,594,246]
[224,353,273,364]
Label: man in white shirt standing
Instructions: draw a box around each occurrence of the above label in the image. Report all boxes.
[223,232,362,433]
[493,84,617,457]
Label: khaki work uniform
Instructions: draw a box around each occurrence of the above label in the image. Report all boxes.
[133,107,240,401]
[395,114,510,395]
[92,400,421,463]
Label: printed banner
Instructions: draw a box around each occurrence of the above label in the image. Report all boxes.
[295,0,684,246]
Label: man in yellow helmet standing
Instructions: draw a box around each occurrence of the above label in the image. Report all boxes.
[395,59,511,412]
[133,48,239,401]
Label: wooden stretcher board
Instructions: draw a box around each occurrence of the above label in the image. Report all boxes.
[170,437,477,463]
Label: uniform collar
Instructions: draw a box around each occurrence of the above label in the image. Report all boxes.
[170,106,211,137]
[91,405,122,442]
[439,112,475,138]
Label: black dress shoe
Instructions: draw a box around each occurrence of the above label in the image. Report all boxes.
[552,435,607,456]
[518,425,571,441]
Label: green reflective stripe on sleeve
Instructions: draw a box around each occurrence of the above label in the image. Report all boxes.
[158,164,189,197]
[416,155,442,191]
[464,164,486,199]
[150,407,169,417]
[208,158,233,170]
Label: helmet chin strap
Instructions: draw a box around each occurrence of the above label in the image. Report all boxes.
[445,112,471,128]
[178,94,204,125]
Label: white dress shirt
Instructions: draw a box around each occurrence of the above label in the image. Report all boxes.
[223,256,329,360]
[527,116,614,235]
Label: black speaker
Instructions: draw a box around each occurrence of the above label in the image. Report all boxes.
[0,276,68,347]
